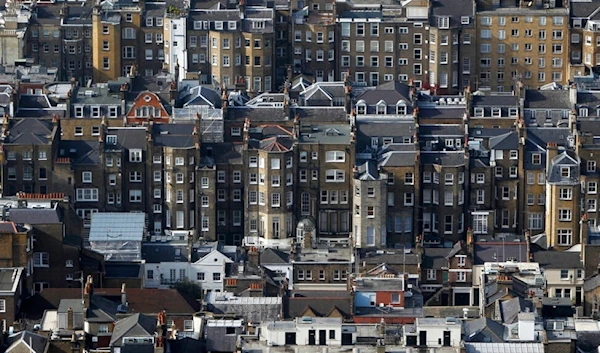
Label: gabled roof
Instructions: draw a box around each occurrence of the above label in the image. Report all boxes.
[194,249,234,265]
[5,119,54,145]
[182,85,221,108]
[500,297,533,325]
[464,318,505,343]
[260,248,290,264]
[489,131,518,150]
[356,81,412,106]
[447,241,465,259]
[6,331,47,353]
[110,313,156,347]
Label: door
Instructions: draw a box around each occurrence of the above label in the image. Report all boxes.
[419,331,427,347]
[443,331,451,347]
[319,330,326,345]
[308,330,316,345]
[285,332,296,345]
[341,333,352,345]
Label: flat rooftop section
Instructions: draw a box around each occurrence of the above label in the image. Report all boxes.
[354,278,405,291]
[105,262,143,278]
[205,291,281,305]
[298,124,352,145]
[465,343,544,353]
[295,246,353,263]
[89,213,146,241]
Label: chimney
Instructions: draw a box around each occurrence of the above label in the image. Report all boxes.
[67,307,74,330]
[286,66,292,82]
[83,275,93,308]
[466,228,474,256]
[247,246,259,267]
[221,86,228,116]
[569,83,578,106]
[546,142,559,167]
[169,80,177,105]
[238,0,245,18]
[121,283,127,305]
[344,85,352,114]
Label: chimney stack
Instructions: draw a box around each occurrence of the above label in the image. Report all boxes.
[121,282,127,306]
[67,307,74,330]
[83,275,93,308]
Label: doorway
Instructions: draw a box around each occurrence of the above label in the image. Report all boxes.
[308,330,316,345]
[319,330,326,345]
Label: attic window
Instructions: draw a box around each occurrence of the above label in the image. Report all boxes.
[357,102,366,114]
[474,107,484,117]
[106,135,117,145]
[492,108,501,117]
[252,21,265,30]
[144,95,151,102]
[561,167,570,178]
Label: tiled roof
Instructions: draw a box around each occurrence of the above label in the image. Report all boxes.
[20,288,201,319]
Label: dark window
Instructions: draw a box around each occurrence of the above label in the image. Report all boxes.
[329,330,335,339]
[226,327,235,334]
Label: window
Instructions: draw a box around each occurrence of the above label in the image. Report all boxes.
[213,273,221,281]
[33,252,49,267]
[557,229,572,246]
[559,209,572,221]
[457,271,467,282]
[559,188,572,200]
[129,190,142,202]
[76,188,98,201]
[325,170,345,182]
[82,172,92,183]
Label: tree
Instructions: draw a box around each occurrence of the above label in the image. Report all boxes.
[172,279,203,300]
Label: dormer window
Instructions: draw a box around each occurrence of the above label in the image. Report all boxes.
[106,135,117,145]
[438,16,449,29]
[214,21,223,30]
[252,21,265,30]
[509,108,518,117]
[356,100,366,114]
[561,167,570,178]
[228,21,237,30]
[74,105,84,118]
[109,106,118,118]
[492,108,501,117]
[91,106,101,118]
[376,100,387,115]
[474,107,484,117]
[396,100,406,114]
[580,107,589,117]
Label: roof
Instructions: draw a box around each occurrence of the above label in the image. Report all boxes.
[533,250,582,269]
[20,288,200,319]
[260,248,289,264]
[298,124,351,145]
[6,331,47,353]
[420,151,465,166]
[465,343,544,353]
[58,140,101,166]
[89,213,145,242]
[524,90,572,109]
[285,291,351,319]
[205,292,282,323]
[110,313,157,347]
[489,132,519,150]
[571,0,600,18]
[105,263,142,278]
[8,207,62,225]
[4,119,54,145]
[356,81,412,106]
[142,243,189,263]
[430,0,475,25]
[471,95,519,107]
[500,297,534,325]
[105,127,147,151]
[0,222,17,233]
[584,274,600,292]
[152,123,196,148]
[475,242,528,265]
[423,248,451,268]
[464,318,505,343]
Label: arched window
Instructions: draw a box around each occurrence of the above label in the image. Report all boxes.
[301,192,310,215]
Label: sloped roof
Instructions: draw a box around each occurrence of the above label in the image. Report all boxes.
[260,248,290,264]
[356,81,411,106]
[489,132,518,150]
[464,317,505,343]
[5,119,53,145]
[423,248,451,268]
[500,297,533,325]
[6,331,47,353]
[110,313,156,347]
[533,250,582,269]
